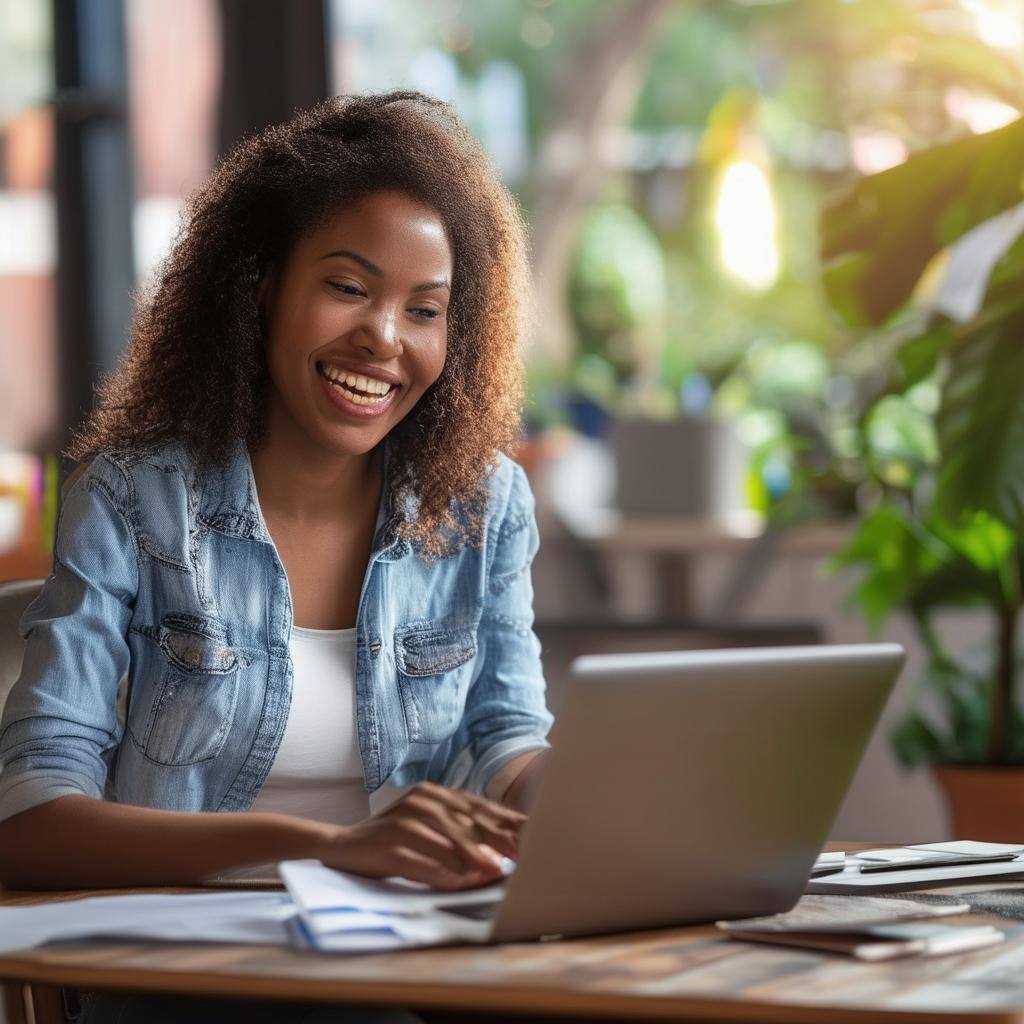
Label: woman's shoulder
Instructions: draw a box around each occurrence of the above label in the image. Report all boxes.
[62,440,200,507]
[482,451,534,524]
[409,452,534,561]
[487,452,536,503]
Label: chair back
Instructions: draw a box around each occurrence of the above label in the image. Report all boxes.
[0,579,44,724]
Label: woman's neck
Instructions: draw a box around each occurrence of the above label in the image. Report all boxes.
[249,423,383,525]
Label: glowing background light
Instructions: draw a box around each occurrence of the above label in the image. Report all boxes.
[713,158,780,291]
[850,130,909,174]
[945,85,1020,134]
[962,0,1024,49]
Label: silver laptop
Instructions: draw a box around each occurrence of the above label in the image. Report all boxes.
[440,643,904,942]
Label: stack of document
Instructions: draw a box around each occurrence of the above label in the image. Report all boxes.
[807,841,1024,894]
[0,863,495,956]
[279,859,500,950]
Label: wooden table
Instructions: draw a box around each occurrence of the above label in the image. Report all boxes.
[5,846,1024,1024]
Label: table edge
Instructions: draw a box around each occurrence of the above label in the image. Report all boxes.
[0,954,1022,1024]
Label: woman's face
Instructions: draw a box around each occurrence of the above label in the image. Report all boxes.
[260,190,452,458]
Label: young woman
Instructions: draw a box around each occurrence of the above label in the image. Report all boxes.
[0,92,552,894]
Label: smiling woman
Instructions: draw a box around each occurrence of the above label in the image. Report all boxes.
[260,191,451,462]
[0,92,552,930]
[68,91,531,562]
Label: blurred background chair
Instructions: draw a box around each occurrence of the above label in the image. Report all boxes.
[0,579,42,726]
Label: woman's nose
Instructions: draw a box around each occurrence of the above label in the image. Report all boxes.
[354,305,402,355]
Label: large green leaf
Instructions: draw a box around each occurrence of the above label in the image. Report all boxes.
[820,117,1024,326]
[931,511,1016,576]
[831,504,945,628]
[936,305,1024,532]
[832,501,1011,626]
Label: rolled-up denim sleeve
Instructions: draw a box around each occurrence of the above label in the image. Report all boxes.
[0,456,138,822]
[440,461,553,795]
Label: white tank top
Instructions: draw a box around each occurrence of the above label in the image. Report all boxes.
[248,624,370,826]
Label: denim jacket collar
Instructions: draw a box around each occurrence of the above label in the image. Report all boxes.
[196,437,410,561]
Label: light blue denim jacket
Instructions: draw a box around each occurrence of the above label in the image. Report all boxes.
[0,439,552,822]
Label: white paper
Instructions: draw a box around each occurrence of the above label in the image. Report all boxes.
[279,859,505,914]
[814,851,845,865]
[908,841,1024,857]
[807,855,1024,894]
[289,919,410,952]
[279,860,501,948]
[0,891,297,954]
[858,848,935,863]
[302,908,404,932]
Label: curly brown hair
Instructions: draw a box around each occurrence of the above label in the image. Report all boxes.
[68,91,530,559]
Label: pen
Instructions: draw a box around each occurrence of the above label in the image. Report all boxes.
[858,852,1019,874]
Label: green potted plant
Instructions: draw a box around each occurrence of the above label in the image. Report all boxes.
[821,117,1024,838]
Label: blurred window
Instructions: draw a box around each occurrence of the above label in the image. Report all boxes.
[0,0,56,453]
[126,0,220,282]
[0,0,56,579]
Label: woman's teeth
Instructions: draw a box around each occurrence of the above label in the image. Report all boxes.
[318,364,395,405]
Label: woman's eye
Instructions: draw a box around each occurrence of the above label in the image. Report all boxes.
[410,307,441,320]
[327,281,365,297]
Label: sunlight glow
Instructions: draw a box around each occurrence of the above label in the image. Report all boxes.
[850,130,909,174]
[962,0,1024,49]
[945,86,1020,133]
[713,159,779,291]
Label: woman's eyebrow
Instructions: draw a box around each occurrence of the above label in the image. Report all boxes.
[320,248,450,292]
[320,249,383,275]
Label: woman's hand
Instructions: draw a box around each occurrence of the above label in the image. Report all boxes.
[313,782,527,890]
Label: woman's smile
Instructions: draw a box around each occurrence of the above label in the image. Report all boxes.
[315,360,401,419]
[260,190,451,458]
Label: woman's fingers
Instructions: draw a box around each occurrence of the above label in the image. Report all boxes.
[389,816,498,877]
[447,787,528,827]
[467,818,519,859]
[403,802,508,873]
[393,847,501,888]
[402,786,520,861]
[463,812,523,854]
[389,847,496,891]
[324,782,528,888]
[326,822,478,884]
[422,786,526,855]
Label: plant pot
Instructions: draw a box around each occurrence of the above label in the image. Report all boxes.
[933,764,1024,841]
[610,416,749,519]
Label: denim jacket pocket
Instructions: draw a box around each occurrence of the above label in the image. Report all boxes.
[130,614,243,767]
[394,619,477,743]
